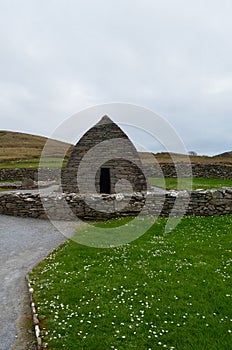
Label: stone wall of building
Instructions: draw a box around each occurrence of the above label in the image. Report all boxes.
[63,116,147,194]
[0,188,231,220]
[61,164,147,194]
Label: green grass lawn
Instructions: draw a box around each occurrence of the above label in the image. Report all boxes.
[149,177,232,190]
[30,215,232,349]
[0,157,68,169]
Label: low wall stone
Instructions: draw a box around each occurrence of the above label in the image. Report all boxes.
[143,164,232,179]
[0,168,60,182]
[0,188,231,220]
[0,164,231,184]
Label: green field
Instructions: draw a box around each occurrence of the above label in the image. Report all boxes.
[30,215,232,349]
[149,177,232,190]
[0,130,73,162]
[0,157,68,169]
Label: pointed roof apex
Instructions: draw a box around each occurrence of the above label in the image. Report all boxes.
[96,115,114,126]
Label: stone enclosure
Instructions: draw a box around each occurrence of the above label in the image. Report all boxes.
[0,116,231,220]
[0,188,232,220]
[0,164,231,183]
[62,115,147,194]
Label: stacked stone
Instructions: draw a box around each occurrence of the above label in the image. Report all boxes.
[0,188,232,220]
[0,168,60,182]
[62,115,147,194]
[0,163,231,184]
[143,163,232,179]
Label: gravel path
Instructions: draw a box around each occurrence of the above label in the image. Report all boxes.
[0,214,79,350]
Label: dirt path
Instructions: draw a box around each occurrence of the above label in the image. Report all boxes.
[0,214,78,350]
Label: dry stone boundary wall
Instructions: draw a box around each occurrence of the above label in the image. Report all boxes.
[0,168,60,182]
[0,188,232,220]
[143,164,232,179]
[0,164,231,183]
[0,164,231,220]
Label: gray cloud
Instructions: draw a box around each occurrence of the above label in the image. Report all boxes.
[0,0,231,155]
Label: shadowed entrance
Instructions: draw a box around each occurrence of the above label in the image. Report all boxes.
[100,167,111,194]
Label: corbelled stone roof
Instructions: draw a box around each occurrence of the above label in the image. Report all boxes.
[95,115,113,126]
[62,115,147,195]
[67,115,130,168]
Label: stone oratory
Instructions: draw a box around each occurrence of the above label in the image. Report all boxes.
[62,115,147,194]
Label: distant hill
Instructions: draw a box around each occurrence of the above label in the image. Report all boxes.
[139,152,232,164]
[0,130,73,162]
[213,151,232,158]
[0,130,231,165]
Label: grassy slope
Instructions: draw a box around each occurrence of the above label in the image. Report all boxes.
[0,131,232,167]
[30,215,232,350]
[213,151,232,158]
[140,152,232,165]
[0,130,73,164]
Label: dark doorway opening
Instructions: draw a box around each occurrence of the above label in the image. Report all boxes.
[100,168,111,194]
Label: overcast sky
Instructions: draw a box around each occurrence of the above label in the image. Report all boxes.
[0,0,231,155]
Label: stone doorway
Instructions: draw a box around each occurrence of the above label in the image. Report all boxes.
[100,167,111,194]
